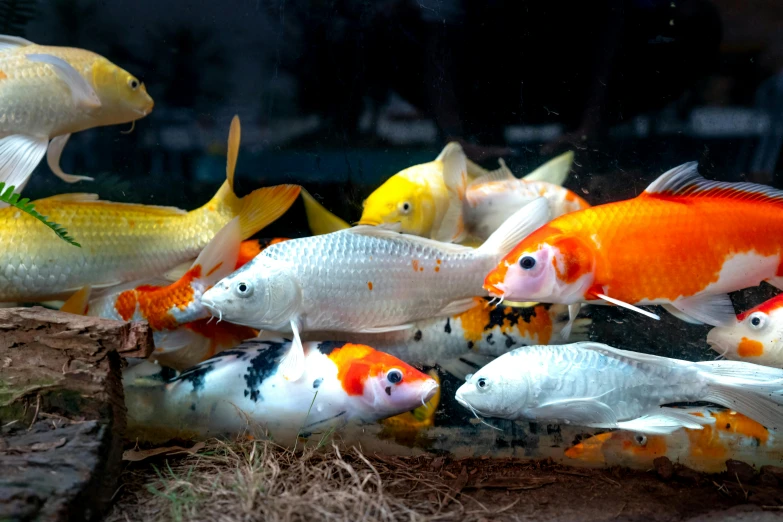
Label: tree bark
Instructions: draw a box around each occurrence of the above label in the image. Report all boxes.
[0,307,153,522]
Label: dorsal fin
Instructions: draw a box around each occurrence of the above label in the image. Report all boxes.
[0,35,33,52]
[33,193,100,203]
[467,158,516,188]
[226,115,240,191]
[644,162,783,203]
[523,151,573,186]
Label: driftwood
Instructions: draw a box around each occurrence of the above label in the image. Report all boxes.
[0,307,153,521]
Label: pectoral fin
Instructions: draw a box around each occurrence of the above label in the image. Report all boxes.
[615,408,714,435]
[279,318,306,381]
[47,134,93,183]
[27,54,102,109]
[559,303,582,341]
[0,134,48,192]
[355,323,414,334]
[531,398,618,427]
[670,294,735,327]
[596,293,661,320]
[661,304,705,325]
[60,285,92,315]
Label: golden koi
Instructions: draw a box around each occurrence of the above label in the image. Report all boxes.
[0,34,154,188]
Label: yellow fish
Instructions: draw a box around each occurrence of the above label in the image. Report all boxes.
[359,144,575,243]
[0,34,154,189]
[0,116,300,302]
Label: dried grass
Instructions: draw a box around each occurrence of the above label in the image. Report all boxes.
[107,438,490,522]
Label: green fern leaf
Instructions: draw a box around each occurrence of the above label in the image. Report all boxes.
[0,183,81,247]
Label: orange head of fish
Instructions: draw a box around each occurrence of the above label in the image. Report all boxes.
[484,224,596,303]
[566,431,668,464]
[707,294,783,363]
[325,343,439,419]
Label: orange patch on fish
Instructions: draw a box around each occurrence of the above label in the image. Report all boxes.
[412,260,419,272]
[367,282,373,291]
[435,266,440,272]
[206,262,223,277]
[327,343,378,396]
[457,299,553,345]
[235,238,289,269]
[184,319,258,360]
[552,237,592,284]
[738,293,783,320]
[711,411,769,444]
[115,290,138,321]
[738,337,764,357]
[0,71,7,80]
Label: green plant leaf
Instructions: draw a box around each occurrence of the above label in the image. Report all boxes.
[0,183,81,247]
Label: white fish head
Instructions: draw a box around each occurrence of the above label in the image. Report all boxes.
[487,238,594,304]
[707,302,783,365]
[201,257,302,330]
[454,354,529,419]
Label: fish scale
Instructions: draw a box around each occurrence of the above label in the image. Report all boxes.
[260,230,494,332]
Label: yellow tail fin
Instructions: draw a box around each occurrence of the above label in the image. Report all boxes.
[204,115,301,238]
[301,187,350,235]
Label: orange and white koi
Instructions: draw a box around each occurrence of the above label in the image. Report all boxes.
[124,339,439,440]
[0,116,300,302]
[707,293,783,367]
[485,162,783,330]
[565,410,772,473]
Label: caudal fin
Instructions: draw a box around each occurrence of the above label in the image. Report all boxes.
[699,359,783,431]
[476,197,550,258]
[301,187,350,235]
[203,115,301,238]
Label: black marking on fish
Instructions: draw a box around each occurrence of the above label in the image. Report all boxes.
[414,330,422,342]
[444,318,452,334]
[243,344,287,402]
[483,301,538,333]
[313,378,323,389]
[503,333,516,348]
[316,341,349,355]
[467,341,474,349]
[385,386,391,396]
[190,403,197,411]
[173,361,216,393]
[486,333,495,345]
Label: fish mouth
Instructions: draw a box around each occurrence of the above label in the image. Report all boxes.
[421,380,439,403]
[201,298,222,321]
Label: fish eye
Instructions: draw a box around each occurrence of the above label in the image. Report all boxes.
[748,312,767,330]
[234,281,254,298]
[476,377,489,391]
[128,77,140,90]
[386,369,403,384]
[519,256,536,270]
[398,201,412,214]
[634,434,647,446]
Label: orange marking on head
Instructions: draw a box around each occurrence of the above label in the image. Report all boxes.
[327,343,428,396]
[711,411,769,444]
[206,262,223,277]
[484,224,561,294]
[738,337,764,357]
[564,432,612,462]
[367,281,373,291]
[551,237,592,284]
[115,290,139,320]
[737,294,783,321]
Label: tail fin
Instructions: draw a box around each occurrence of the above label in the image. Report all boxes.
[61,285,92,315]
[699,359,783,431]
[476,197,550,257]
[522,150,574,186]
[203,115,301,238]
[432,142,468,243]
[301,187,350,235]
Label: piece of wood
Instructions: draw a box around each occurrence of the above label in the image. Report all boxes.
[0,307,154,521]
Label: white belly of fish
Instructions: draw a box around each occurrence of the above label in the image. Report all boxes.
[261,230,495,332]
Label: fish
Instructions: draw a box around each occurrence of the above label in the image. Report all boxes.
[707,293,783,368]
[455,341,783,434]
[464,157,589,241]
[201,198,552,381]
[484,162,783,330]
[123,339,440,440]
[301,187,351,235]
[0,115,300,302]
[328,298,591,378]
[61,223,285,369]
[0,34,154,189]
[359,144,575,243]
[565,410,771,472]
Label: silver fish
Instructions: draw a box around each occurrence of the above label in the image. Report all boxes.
[202,198,551,380]
[455,342,783,434]
[124,339,439,441]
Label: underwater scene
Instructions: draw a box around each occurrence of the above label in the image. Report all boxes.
[2,2,783,519]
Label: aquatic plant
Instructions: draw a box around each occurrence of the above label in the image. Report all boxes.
[0,183,80,247]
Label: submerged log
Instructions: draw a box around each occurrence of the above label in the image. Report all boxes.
[0,307,153,521]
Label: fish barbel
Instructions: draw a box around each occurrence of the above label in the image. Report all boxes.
[124,339,439,440]
[455,342,783,434]
[0,34,154,187]
[0,116,300,302]
[202,197,552,381]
